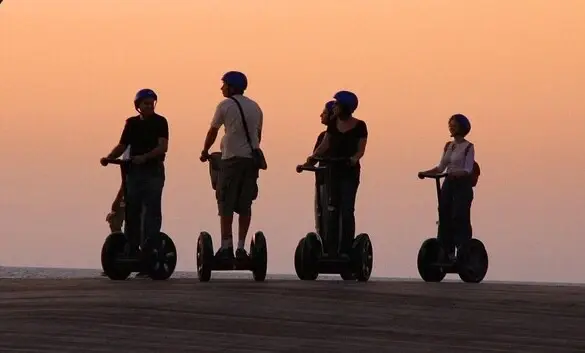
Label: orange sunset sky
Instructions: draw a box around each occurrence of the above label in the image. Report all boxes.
[1,0,584,283]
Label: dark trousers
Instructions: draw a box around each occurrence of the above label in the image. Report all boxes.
[124,164,165,251]
[325,177,359,254]
[437,178,473,254]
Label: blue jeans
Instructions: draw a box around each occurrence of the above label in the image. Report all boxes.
[437,178,473,254]
[124,163,165,252]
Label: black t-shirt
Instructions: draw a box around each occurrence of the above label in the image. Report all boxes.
[326,119,368,179]
[119,114,169,164]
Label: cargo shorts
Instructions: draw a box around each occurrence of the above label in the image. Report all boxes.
[216,157,259,217]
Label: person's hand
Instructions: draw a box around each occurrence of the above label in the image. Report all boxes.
[100,157,109,166]
[200,150,210,162]
[132,155,147,164]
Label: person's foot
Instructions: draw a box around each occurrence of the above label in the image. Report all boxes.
[215,247,234,261]
[235,248,249,261]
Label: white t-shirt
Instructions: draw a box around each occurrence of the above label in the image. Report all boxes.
[210,95,263,160]
[437,140,475,173]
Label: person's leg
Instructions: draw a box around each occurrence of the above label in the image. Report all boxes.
[142,165,165,248]
[451,182,474,249]
[124,170,144,256]
[339,178,359,255]
[437,179,455,259]
[235,159,259,259]
[216,158,238,258]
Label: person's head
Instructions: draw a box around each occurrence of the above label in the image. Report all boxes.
[449,114,471,138]
[320,100,335,125]
[332,90,359,120]
[134,89,158,116]
[221,71,248,97]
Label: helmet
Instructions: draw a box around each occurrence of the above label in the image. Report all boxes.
[221,71,248,91]
[333,90,359,113]
[450,114,471,136]
[134,89,158,107]
[324,100,335,113]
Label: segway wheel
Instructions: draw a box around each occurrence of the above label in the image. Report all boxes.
[196,231,214,282]
[456,238,488,283]
[340,271,355,281]
[250,231,268,282]
[351,233,373,282]
[417,238,447,282]
[294,238,316,280]
[101,232,132,281]
[144,232,177,281]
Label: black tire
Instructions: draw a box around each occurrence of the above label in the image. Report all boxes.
[417,238,447,282]
[295,233,321,280]
[340,271,355,281]
[145,232,177,281]
[457,238,489,283]
[250,231,268,282]
[196,231,214,282]
[352,233,373,282]
[101,232,132,281]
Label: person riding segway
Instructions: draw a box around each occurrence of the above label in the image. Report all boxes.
[295,91,373,282]
[99,89,177,280]
[417,113,488,283]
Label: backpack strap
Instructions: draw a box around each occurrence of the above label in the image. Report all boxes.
[464,142,474,156]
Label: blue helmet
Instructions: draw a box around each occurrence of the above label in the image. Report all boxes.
[324,100,335,114]
[450,114,471,136]
[134,88,158,107]
[333,90,359,113]
[222,71,248,91]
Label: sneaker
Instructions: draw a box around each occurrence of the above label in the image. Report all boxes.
[235,248,249,261]
[215,247,234,261]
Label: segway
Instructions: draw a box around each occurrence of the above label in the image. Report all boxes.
[417,173,488,283]
[100,158,178,281]
[295,157,373,282]
[196,152,268,282]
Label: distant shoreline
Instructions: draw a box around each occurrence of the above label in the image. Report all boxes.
[1,265,583,286]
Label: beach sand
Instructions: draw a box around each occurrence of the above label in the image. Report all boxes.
[1,277,584,352]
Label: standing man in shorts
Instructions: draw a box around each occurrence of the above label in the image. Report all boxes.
[200,71,263,261]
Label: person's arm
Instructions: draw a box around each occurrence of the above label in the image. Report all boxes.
[449,143,475,177]
[203,103,224,154]
[350,121,368,163]
[311,133,331,160]
[421,142,450,175]
[106,121,130,159]
[257,106,263,144]
[141,118,169,160]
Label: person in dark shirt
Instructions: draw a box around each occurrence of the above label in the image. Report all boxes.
[312,100,335,235]
[100,89,169,256]
[308,91,368,254]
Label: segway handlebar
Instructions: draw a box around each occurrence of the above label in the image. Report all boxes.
[101,158,130,166]
[296,157,351,174]
[419,173,448,180]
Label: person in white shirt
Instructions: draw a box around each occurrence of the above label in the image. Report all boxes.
[418,114,475,260]
[200,71,263,262]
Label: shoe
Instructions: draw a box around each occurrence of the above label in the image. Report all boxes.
[235,248,249,261]
[135,272,150,278]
